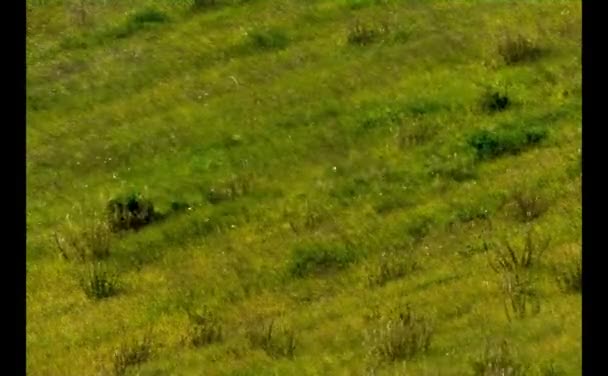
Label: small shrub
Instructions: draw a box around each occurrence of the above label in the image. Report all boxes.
[470,339,528,376]
[246,319,297,359]
[347,20,390,46]
[498,33,543,65]
[80,262,119,300]
[490,229,549,320]
[367,251,418,287]
[289,242,361,277]
[510,189,551,222]
[458,235,494,258]
[107,192,159,232]
[112,335,153,376]
[480,90,510,113]
[130,9,168,25]
[112,8,168,39]
[170,200,191,212]
[490,230,550,273]
[185,308,224,347]
[368,304,433,361]
[206,175,253,205]
[54,212,111,262]
[555,253,582,294]
[247,28,289,51]
[396,120,439,148]
[468,126,548,160]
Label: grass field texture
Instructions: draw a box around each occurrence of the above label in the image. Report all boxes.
[27,0,581,375]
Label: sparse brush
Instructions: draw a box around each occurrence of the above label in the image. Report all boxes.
[510,189,551,223]
[470,339,528,376]
[80,262,119,300]
[184,307,224,347]
[490,229,549,320]
[246,319,297,359]
[112,335,154,376]
[347,20,390,46]
[497,33,543,65]
[54,212,112,262]
[367,304,432,362]
[490,229,549,273]
[367,251,418,287]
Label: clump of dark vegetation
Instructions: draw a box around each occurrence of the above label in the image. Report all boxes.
[245,319,297,359]
[470,339,529,376]
[458,234,494,258]
[192,0,217,10]
[347,20,390,46]
[498,33,543,65]
[367,251,418,287]
[184,307,224,347]
[80,262,119,300]
[367,304,433,361]
[289,242,361,277]
[112,8,169,39]
[468,126,547,160]
[107,192,160,232]
[480,90,510,112]
[247,28,289,50]
[509,188,551,222]
[112,335,154,376]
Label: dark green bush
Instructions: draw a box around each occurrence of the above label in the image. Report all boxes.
[468,126,547,160]
[107,192,160,232]
[247,28,289,50]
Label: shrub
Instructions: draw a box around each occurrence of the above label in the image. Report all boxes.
[80,262,119,300]
[490,230,550,274]
[112,8,169,39]
[470,339,528,376]
[458,235,494,258]
[480,90,510,113]
[247,28,289,51]
[367,304,433,361]
[184,308,224,347]
[489,229,549,320]
[206,175,253,204]
[54,212,111,262]
[289,242,361,277]
[246,319,297,359]
[367,251,418,287]
[347,20,390,46]
[112,335,154,376]
[396,120,439,148]
[106,192,159,232]
[468,126,548,160]
[497,33,543,65]
[509,189,551,222]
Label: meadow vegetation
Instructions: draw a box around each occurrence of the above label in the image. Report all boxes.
[27,0,581,374]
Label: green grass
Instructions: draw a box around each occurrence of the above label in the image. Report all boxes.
[27,0,581,374]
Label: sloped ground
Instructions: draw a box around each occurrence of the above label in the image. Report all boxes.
[27,1,581,375]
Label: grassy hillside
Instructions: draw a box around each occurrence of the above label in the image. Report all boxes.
[26,1,581,375]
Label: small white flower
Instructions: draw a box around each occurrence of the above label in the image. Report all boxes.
[332,166,337,172]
